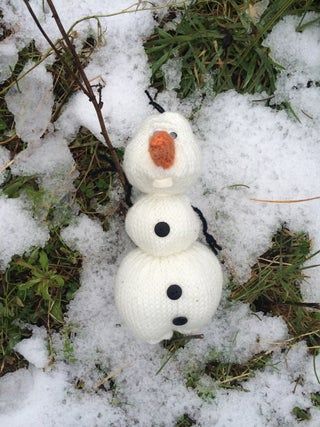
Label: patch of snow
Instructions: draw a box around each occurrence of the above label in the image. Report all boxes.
[0,38,18,83]
[0,365,126,426]
[192,90,320,301]
[61,214,126,260]
[264,13,320,79]
[264,14,320,122]
[176,302,288,365]
[162,58,182,90]
[0,196,49,269]
[56,8,156,147]
[0,147,10,186]
[5,61,54,143]
[0,369,34,414]
[14,327,49,369]
[198,344,320,426]
[11,133,78,199]
[12,134,73,177]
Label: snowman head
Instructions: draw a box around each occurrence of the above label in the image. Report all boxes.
[123,112,201,194]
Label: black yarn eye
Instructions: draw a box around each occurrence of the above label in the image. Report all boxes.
[170,131,177,139]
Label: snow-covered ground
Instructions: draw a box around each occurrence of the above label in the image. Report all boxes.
[0,1,320,426]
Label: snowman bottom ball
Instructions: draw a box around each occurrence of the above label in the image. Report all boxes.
[115,242,223,344]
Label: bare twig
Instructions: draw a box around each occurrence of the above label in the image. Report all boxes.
[46,0,130,200]
[22,0,88,96]
[0,158,15,173]
[275,301,320,310]
[251,195,320,204]
[23,0,132,205]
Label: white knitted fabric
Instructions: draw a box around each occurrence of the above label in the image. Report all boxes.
[125,193,200,256]
[123,112,201,194]
[115,111,223,344]
[115,242,223,344]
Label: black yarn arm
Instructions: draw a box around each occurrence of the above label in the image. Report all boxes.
[145,90,165,113]
[192,206,222,255]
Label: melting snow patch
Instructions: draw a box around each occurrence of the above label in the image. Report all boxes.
[5,61,54,143]
[14,327,49,369]
[263,13,320,78]
[192,90,320,301]
[0,147,10,186]
[0,197,49,269]
[0,38,19,84]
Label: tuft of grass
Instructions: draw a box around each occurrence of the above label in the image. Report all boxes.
[292,406,311,421]
[145,0,320,98]
[48,35,102,122]
[1,174,74,226]
[0,231,81,375]
[204,350,272,389]
[230,226,320,351]
[176,413,196,427]
[62,324,77,364]
[185,350,272,399]
[157,332,204,375]
[70,128,124,229]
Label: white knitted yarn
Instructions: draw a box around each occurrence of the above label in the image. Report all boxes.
[123,112,201,194]
[115,242,223,344]
[125,193,200,256]
[114,111,223,344]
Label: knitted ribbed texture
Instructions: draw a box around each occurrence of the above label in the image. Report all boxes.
[123,112,201,194]
[115,111,223,344]
[125,193,201,256]
[115,243,223,344]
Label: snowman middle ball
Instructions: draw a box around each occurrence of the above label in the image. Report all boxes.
[125,193,201,256]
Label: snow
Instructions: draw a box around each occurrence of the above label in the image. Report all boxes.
[0,197,49,268]
[0,38,18,84]
[198,344,319,427]
[162,58,183,90]
[55,6,156,147]
[11,135,73,177]
[0,146,10,185]
[61,214,118,259]
[192,90,320,301]
[14,327,49,369]
[11,133,77,198]
[0,2,320,427]
[0,369,34,414]
[5,62,54,143]
[264,13,320,79]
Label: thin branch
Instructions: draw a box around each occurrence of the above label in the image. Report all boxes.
[23,0,131,204]
[46,0,130,201]
[275,301,320,310]
[22,0,88,96]
[251,195,320,204]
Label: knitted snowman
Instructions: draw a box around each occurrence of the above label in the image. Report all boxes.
[115,112,223,344]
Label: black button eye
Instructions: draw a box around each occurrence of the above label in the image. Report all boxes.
[167,284,182,300]
[170,131,177,139]
[154,222,170,237]
[172,316,188,326]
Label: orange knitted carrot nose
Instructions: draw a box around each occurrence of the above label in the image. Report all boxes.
[149,131,175,169]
